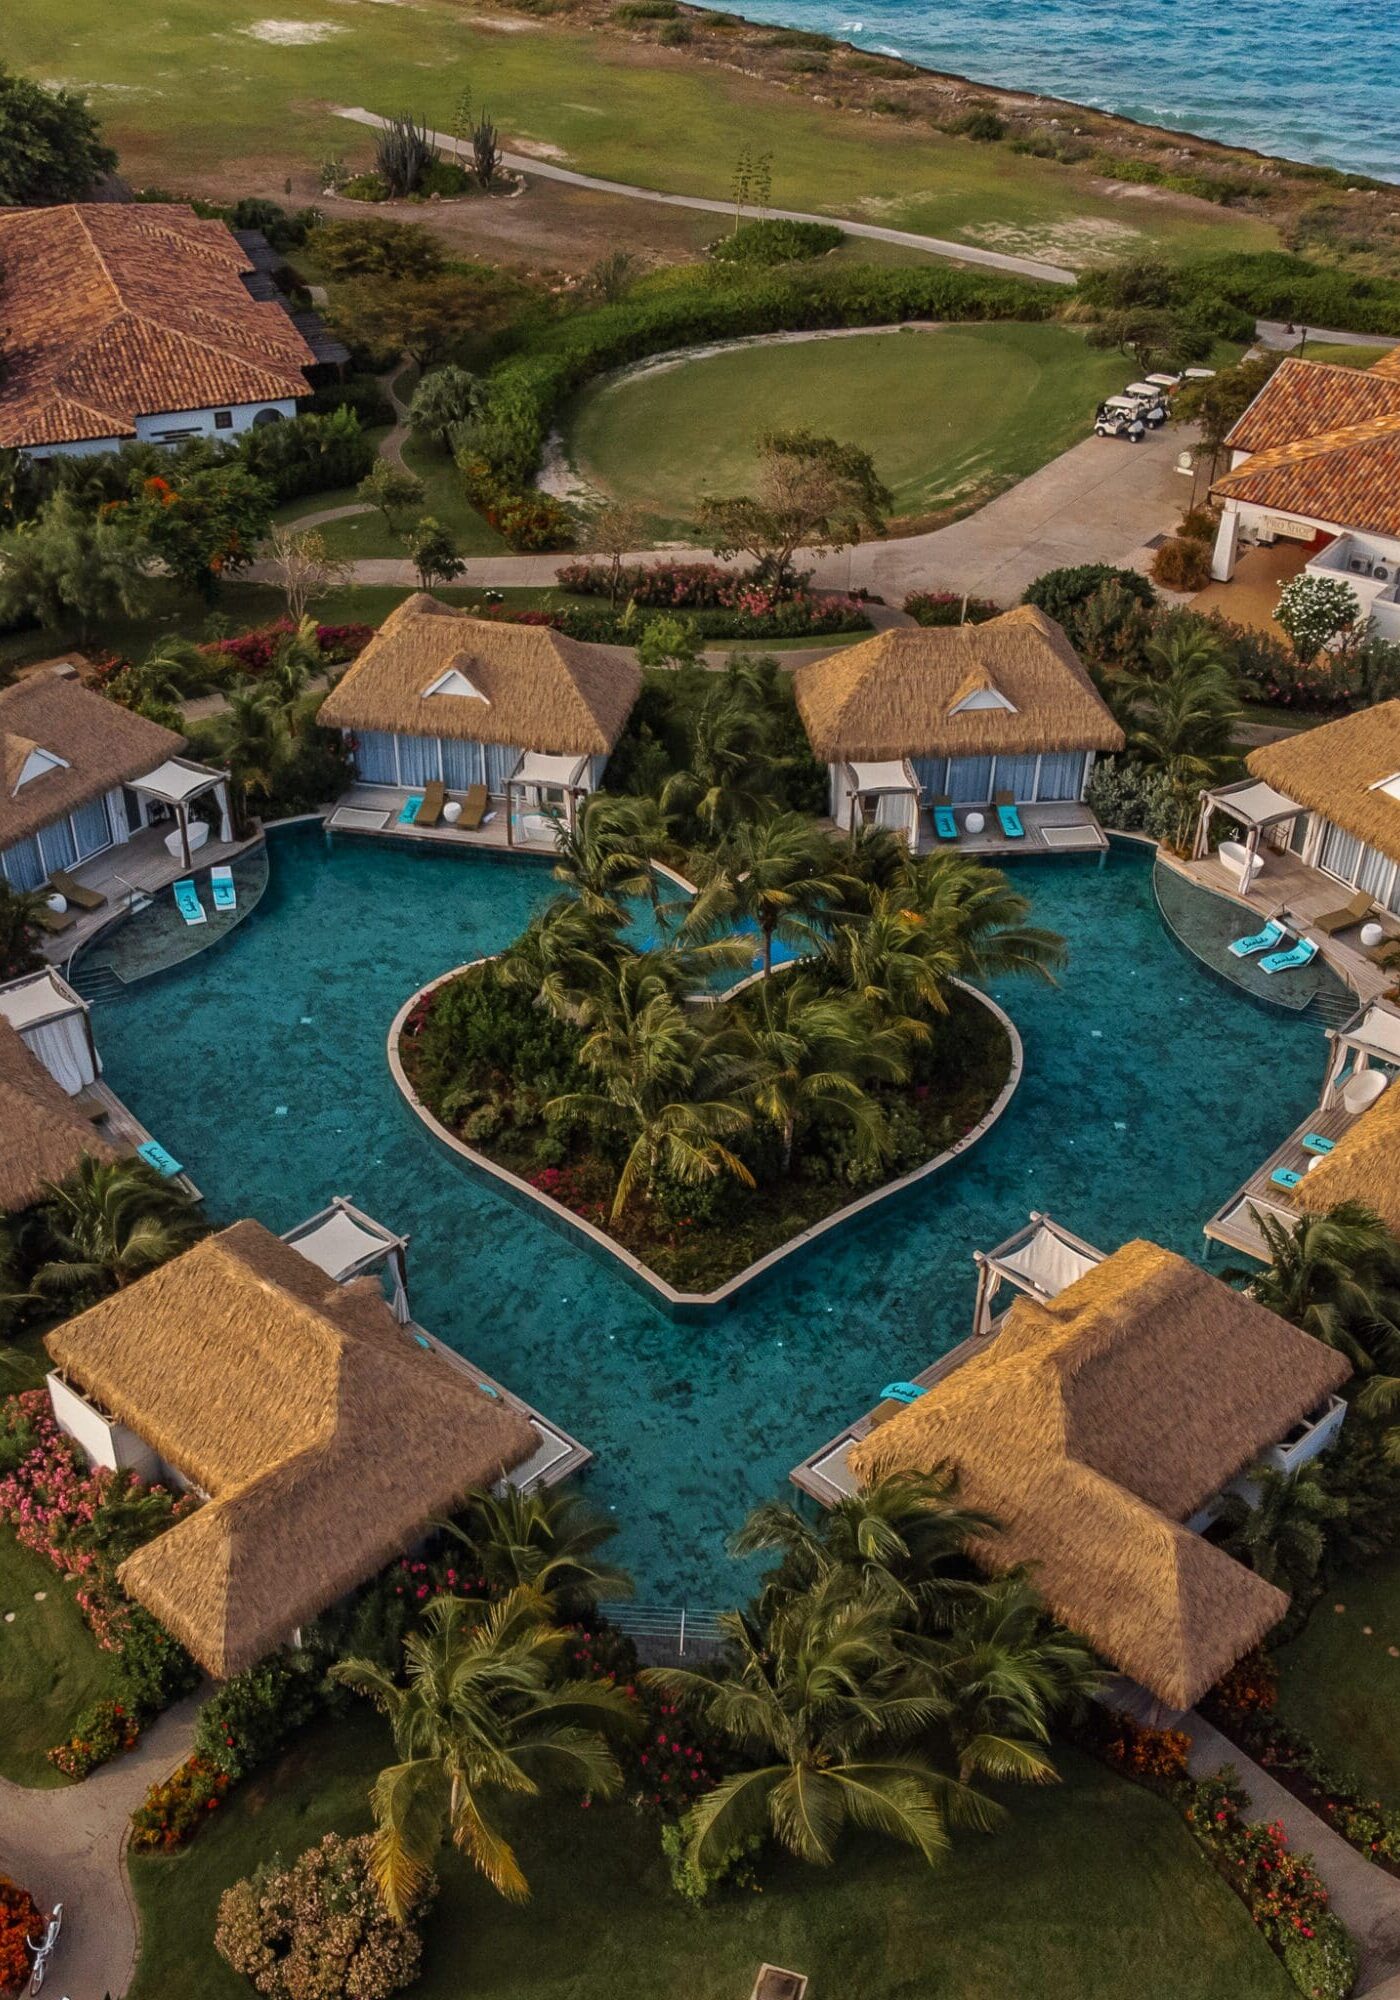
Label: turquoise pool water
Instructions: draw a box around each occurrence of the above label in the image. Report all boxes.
[90,825,1328,1604]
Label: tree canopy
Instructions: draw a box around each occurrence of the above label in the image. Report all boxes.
[0,64,116,206]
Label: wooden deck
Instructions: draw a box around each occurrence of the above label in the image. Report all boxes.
[40,823,262,963]
[328,784,557,856]
[1169,847,1397,1005]
[1204,1099,1357,1263]
[76,1077,204,1202]
[405,1318,592,1490]
[914,800,1108,859]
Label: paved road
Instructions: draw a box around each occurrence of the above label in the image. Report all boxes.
[1255,320,1395,350]
[335,108,1077,287]
[0,1695,199,2000]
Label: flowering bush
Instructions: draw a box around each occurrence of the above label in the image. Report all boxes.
[202,620,372,676]
[555,559,872,638]
[903,589,1000,627]
[1208,1649,1279,1726]
[0,1876,42,1997]
[214,1832,432,2000]
[130,1756,232,1852]
[47,1698,140,1779]
[558,559,750,607]
[194,1657,325,1782]
[1098,1710,1191,1783]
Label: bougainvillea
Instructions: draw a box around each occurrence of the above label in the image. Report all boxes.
[214,1833,432,2000]
[0,1876,42,1996]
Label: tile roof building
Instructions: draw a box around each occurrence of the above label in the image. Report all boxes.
[0,204,316,458]
[1209,350,1400,640]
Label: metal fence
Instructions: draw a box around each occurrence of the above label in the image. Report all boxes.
[609,1603,728,1665]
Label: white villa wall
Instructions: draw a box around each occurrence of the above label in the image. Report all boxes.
[47,1371,161,1481]
[23,396,302,461]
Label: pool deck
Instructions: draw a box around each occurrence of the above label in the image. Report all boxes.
[74,1076,203,1203]
[1203,1098,1360,1264]
[913,801,1109,859]
[40,823,263,965]
[1160,847,1396,1005]
[403,1316,591,1489]
[327,784,557,856]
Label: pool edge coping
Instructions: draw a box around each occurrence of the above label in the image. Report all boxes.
[386,961,1024,1316]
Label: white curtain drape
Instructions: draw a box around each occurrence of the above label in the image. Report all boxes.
[22,1013,96,1095]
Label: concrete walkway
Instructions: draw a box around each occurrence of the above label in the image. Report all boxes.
[335,108,1078,287]
[0,1694,200,2000]
[1186,1710,1400,1996]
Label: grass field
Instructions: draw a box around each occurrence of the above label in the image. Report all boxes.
[0,1526,124,1788]
[1293,340,1399,368]
[1274,1555,1400,1806]
[296,438,509,562]
[569,322,1145,533]
[7,0,1274,270]
[128,1709,1288,2000]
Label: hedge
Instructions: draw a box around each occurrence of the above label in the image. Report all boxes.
[1171,252,1400,338]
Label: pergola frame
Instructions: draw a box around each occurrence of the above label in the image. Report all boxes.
[1320,1000,1400,1110]
[840,758,920,846]
[504,751,590,851]
[130,756,234,871]
[1193,777,1305,882]
[281,1195,411,1323]
[971,1211,1106,1338]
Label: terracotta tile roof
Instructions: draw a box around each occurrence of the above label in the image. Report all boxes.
[1212,352,1400,539]
[0,205,315,449]
[1225,355,1400,454]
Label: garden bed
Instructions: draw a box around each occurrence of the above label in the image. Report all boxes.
[391,966,1019,1308]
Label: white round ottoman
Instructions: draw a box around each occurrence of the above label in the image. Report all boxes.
[46,892,67,915]
[964,810,986,835]
[1361,921,1384,950]
[442,800,462,825]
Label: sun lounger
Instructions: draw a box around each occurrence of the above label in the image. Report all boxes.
[417,779,446,827]
[929,793,958,842]
[1270,1166,1304,1190]
[1228,919,1285,959]
[1302,1133,1335,1155]
[47,868,106,913]
[397,793,424,826]
[36,903,75,934]
[210,865,236,912]
[1312,889,1374,936]
[1260,937,1318,974]
[459,783,489,831]
[993,790,1025,840]
[136,1138,184,1178]
[880,1381,925,1403]
[172,878,206,926]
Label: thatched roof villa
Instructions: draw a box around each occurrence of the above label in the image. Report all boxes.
[792,606,1124,851]
[0,1014,117,1214]
[1294,1082,1400,1236]
[849,1241,1348,1710]
[318,595,642,848]
[45,1220,536,1676]
[1244,699,1400,917]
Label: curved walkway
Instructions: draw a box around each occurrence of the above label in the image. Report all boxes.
[0,1695,200,2000]
[334,107,1077,287]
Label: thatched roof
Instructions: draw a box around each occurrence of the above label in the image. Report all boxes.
[46,1221,536,1677]
[849,1242,1348,1708]
[792,607,1123,763]
[0,1019,117,1213]
[0,674,181,850]
[318,595,642,755]
[1295,1085,1400,1235]
[1247,700,1400,866]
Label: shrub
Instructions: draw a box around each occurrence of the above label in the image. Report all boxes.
[48,1697,140,1779]
[614,0,677,16]
[1177,506,1219,545]
[903,589,1000,627]
[658,20,691,43]
[1084,756,1182,844]
[1098,1710,1191,1783]
[309,218,444,280]
[131,1755,233,1853]
[1208,1649,1278,1725]
[0,1877,42,1996]
[194,1657,325,1782]
[709,218,844,266]
[949,107,1005,142]
[338,173,389,205]
[1150,536,1213,591]
[214,1833,432,2000]
[309,374,396,430]
[237,407,376,506]
[1275,571,1364,663]
[418,159,474,198]
[660,1822,763,1902]
[1023,563,1156,629]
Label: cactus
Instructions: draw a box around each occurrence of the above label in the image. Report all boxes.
[374,113,439,197]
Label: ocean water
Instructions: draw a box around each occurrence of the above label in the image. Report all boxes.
[729,0,1400,182]
[87,828,1329,1605]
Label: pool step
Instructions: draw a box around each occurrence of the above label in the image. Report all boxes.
[68,962,126,1005]
[1305,988,1360,1029]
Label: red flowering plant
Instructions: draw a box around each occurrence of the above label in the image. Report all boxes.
[48,1698,141,1780]
[1098,1709,1191,1784]
[563,1622,725,1819]
[130,1756,232,1853]
[0,1875,43,1997]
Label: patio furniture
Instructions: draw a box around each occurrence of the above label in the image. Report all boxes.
[172,878,206,926]
[1361,921,1385,950]
[417,779,446,827]
[1260,937,1318,974]
[1218,838,1264,888]
[1228,919,1285,959]
[1271,1167,1304,1190]
[164,818,210,860]
[1313,890,1374,936]
[137,1138,184,1178]
[45,892,67,915]
[396,793,424,825]
[47,868,106,913]
[442,800,462,825]
[929,793,958,841]
[460,783,489,831]
[1301,1133,1335,1154]
[1342,1068,1390,1115]
[36,902,75,934]
[993,790,1025,839]
[210,865,237,912]
[750,1968,808,2000]
[964,810,986,835]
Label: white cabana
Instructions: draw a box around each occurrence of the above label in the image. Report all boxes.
[971,1212,1106,1337]
[282,1196,410,1323]
[506,751,591,848]
[1193,777,1304,881]
[1321,1000,1400,1110]
[0,968,99,1095]
[840,758,919,846]
[130,756,234,868]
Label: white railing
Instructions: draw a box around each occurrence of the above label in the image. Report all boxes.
[609,1603,727,1663]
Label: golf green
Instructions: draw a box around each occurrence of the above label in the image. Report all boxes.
[567,322,1140,533]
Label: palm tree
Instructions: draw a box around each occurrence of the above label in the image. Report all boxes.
[548,958,754,1220]
[331,1590,633,1913]
[29,1157,201,1301]
[823,893,958,1025]
[733,977,906,1173]
[1214,1463,1347,1597]
[0,879,46,981]
[687,813,858,977]
[496,896,629,1025]
[661,663,785,837]
[1114,628,1243,848]
[266,615,325,729]
[550,792,670,919]
[731,1470,998,1622]
[214,686,287,831]
[643,1574,998,1873]
[921,1574,1101,1788]
[1246,1204,1400,1374]
[897,852,1067,986]
[439,1486,633,1617]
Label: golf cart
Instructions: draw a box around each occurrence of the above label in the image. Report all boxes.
[1094,397,1147,442]
[1144,371,1183,394]
[1123,382,1169,426]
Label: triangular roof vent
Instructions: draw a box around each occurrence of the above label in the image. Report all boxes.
[8,738,70,795]
[948,671,1017,717]
[423,664,489,703]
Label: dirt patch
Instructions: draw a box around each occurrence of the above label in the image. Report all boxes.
[962,214,1142,265]
[511,135,570,161]
[241,17,347,43]
[466,11,540,25]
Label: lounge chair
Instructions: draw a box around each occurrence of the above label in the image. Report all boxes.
[929,793,958,842]
[36,903,75,935]
[880,1381,924,1403]
[210,865,237,913]
[1301,1132,1335,1155]
[136,1138,183,1178]
[1228,919,1285,959]
[47,868,105,913]
[459,783,489,831]
[172,877,206,926]
[1260,937,1318,975]
[397,793,424,826]
[417,779,446,827]
[1312,889,1374,936]
[993,790,1025,840]
[1270,1166,1304,1190]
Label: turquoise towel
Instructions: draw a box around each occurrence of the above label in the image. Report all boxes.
[1261,938,1318,974]
[1302,1133,1335,1154]
[996,803,1025,839]
[398,794,424,825]
[1229,920,1284,959]
[172,878,206,926]
[210,865,236,912]
[881,1381,924,1403]
[933,806,957,841]
[1271,1166,1303,1189]
[137,1138,183,1178]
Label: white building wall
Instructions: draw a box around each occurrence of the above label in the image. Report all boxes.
[22,397,303,461]
[47,1372,161,1480]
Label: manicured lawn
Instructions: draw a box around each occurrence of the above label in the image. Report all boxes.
[128,1711,1287,2000]
[1273,1552,1400,1807]
[7,0,1273,270]
[0,1525,124,1788]
[1294,340,1398,368]
[569,323,1149,534]
[302,439,509,562]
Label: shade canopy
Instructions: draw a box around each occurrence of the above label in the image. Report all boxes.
[0,969,97,1098]
[131,756,227,805]
[284,1208,401,1284]
[1340,1001,1400,1069]
[982,1214,1104,1301]
[0,968,85,1033]
[847,759,917,794]
[1203,778,1303,830]
[511,751,589,788]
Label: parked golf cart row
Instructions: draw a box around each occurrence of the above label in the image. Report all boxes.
[1094,367,1215,442]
